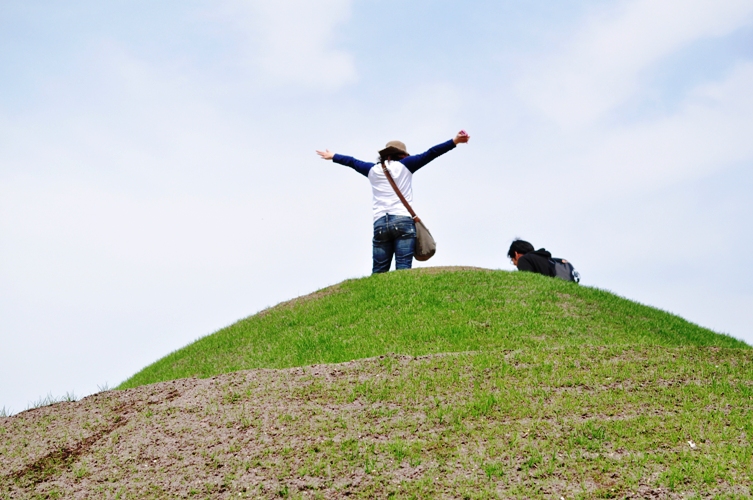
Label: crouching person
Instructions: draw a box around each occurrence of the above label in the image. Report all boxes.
[508,239,579,283]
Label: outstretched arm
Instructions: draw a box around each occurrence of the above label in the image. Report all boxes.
[315,149,373,177]
[402,130,470,174]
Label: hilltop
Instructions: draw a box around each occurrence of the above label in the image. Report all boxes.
[119,267,744,389]
[1,268,751,499]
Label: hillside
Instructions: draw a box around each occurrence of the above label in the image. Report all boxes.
[119,268,745,389]
[2,268,751,498]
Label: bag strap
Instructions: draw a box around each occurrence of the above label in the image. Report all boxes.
[380,160,421,223]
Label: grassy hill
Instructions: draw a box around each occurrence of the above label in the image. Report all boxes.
[119,268,745,389]
[3,268,751,499]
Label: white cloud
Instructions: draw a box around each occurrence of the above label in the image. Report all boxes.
[223,0,357,89]
[518,0,753,128]
[347,83,464,156]
[578,61,753,193]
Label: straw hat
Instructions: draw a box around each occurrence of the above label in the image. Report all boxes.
[378,140,409,159]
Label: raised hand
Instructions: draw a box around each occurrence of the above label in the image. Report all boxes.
[453,130,470,144]
[316,149,335,160]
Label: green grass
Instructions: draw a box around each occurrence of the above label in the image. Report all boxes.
[48,345,746,498]
[4,263,752,500]
[4,268,748,498]
[26,392,77,412]
[119,269,746,390]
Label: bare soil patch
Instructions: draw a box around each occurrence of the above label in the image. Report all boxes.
[2,347,750,499]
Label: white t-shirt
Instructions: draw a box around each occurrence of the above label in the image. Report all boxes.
[331,139,457,222]
[368,161,414,222]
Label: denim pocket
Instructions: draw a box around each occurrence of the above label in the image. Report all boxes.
[395,221,416,238]
[373,225,390,242]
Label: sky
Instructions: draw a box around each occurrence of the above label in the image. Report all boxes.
[2,0,753,414]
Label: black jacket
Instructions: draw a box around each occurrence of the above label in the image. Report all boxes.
[517,249,555,277]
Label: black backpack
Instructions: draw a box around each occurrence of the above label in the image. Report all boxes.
[550,258,580,283]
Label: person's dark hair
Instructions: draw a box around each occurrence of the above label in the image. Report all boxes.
[507,239,534,259]
[378,153,409,162]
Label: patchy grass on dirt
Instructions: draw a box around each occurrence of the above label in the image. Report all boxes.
[2,347,751,498]
[119,269,745,390]
[4,268,750,498]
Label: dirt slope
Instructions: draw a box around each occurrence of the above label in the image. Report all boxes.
[2,349,750,499]
[5,356,442,499]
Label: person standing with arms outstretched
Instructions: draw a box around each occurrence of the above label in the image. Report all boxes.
[316,130,470,273]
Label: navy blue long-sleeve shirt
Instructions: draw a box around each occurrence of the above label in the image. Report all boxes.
[332,139,456,177]
[331,139,457,221]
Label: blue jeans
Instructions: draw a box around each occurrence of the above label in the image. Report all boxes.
[372,214,416,274]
